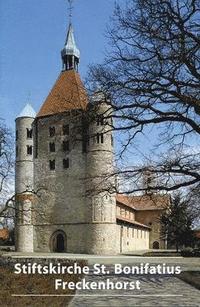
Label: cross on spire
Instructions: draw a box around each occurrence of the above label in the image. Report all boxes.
[68,0,74,23]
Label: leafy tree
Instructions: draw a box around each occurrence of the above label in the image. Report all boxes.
[160,194,197,251]
[88,0,200,194]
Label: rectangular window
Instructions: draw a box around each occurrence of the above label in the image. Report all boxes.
[63,125,69,135]
[63,141,69,152]
[49,160,55,170]
[16,146,18,157]
[16,130,18,141]
[49,127,55,137]
[27,145,32,155]
[97,133,104,144]
[27,128,32,139]
[63,158,69,169]
[111,135,113,146]
[87,136,90,146]
[97,116,104,126]
[82,135,89,153]
[49,142,55,152]
[132,228,134,238]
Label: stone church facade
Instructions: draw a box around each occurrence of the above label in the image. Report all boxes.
[15,21,169,255]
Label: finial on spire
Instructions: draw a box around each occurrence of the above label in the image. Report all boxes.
[61,0,80,72]
[68,0,74,23]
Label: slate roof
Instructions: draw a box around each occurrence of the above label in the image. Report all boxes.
[37,70,88,118]
[61,23,80,59]
[17,104,36,119]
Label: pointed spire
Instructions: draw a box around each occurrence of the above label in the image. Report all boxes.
[17,104,36,119]
[62,23,80,59]
[61,22,80,71]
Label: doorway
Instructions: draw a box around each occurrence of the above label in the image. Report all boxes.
[56,233,65,252]
[50,230,66,253]
[153,241,159,249]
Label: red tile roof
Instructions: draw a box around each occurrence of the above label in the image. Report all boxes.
[0,228,9,240]
[37,70,88,118]
[116,194,169,211]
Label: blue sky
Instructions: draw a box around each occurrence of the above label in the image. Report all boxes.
[1,0,197,161]
[0,0,117,128]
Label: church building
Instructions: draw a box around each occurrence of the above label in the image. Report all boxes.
[15,16,169,254]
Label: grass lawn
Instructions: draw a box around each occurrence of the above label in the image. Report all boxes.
[0,262,85,307]
[143,251,181,257]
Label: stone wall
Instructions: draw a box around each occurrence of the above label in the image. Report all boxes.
[15,117,34,252]
[33,111,88,252]
[116,224,149,253]
[34,224,88,254]
[85,101,117,254]
[116,203,136,221]
[135,210,166,249]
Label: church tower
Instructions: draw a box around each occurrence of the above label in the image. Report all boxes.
[15,6,117,254]
[32,10,118,253]
[15,104,36,252]
[85,92,117,254]
[33,20,89,253]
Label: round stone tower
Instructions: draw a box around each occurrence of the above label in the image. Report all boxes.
[86,91,117,254]
[15,104,36,252]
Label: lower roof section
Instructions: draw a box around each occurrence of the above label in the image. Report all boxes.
[116,216,151,230]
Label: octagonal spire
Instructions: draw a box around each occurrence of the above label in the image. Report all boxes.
[61,23,80,71]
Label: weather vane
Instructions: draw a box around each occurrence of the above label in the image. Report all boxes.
[68,0,74,23]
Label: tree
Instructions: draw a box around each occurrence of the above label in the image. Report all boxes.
[87,0,200,194]
[160,193,197,251]
[0,119,14,227]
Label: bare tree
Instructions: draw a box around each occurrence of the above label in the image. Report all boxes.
[87,0,200,194]
[0,119,14,226]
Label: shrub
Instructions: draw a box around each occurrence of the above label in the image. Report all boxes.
[193,248,200,257]
[181,247,194,257]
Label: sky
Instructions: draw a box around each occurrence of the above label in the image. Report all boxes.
[0,0,117,129]
[1,0,198,162]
